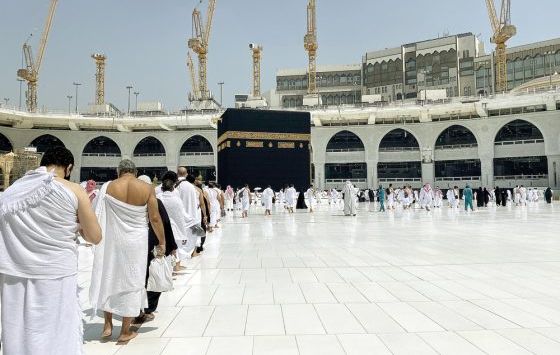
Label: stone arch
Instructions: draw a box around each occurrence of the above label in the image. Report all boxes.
[379,128,420,151]
[435,125,478,148]
[0,132,13,153]
[82,136,122,156]
[133,136,166,157]
[494,119,544,143]
[180,135,214,154]
[326,130,365,152]
[29,134,65,153]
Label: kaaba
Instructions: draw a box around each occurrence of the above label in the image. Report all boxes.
[217,108,311,191]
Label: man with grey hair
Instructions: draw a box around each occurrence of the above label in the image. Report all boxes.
[90,159,165,342]
[174,166,201,265]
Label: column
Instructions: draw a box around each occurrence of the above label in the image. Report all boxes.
[421,162,434,184]
[547,155,560,189]
[314,161,325,190]
[480,156,494,187]
[367,160,378,187]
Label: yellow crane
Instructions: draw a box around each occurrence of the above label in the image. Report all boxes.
[304,0,318,95]
[91,54,106,105]
[249,43,263,98]
[17,0,59,112]
[485,0,516,92]
[188,0,216,101]
[187,51,201,101]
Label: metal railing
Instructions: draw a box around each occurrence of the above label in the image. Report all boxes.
[82,153,121,157]
[379,146,420,152]
[326,178,367,183]
[494,139,545,146]
[378,178,422,182]
[179,152,214,156]
[133,153,166,157]
[435,143,478,150]
[326,148,365,153]
[435,176,481,181]
[495,174,548,180]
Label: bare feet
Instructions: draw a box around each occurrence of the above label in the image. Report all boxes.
[117,331,138,343]
[102,323,113,338]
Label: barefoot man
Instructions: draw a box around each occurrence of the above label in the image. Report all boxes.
[0,147,102,355]
[90,159,165,342]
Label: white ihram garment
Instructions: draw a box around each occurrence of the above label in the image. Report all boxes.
[90,182,148,317]
[262,188,274,210]
[306,188,315,208]
[0,167,82,355]
[159,191,197,261]
[342,182,357,216]
[241,188,250,211]
[285,188,296,208]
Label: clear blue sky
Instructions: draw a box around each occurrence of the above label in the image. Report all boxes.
[1,0,559,112]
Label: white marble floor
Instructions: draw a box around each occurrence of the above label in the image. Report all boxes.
[14,201,560,354]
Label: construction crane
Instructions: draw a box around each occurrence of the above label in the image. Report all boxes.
[249,43,263,98]
[485,0,516,92]
[91,54,106,105]
[304,0,318,95]
[188,0,216,101]
[187,51,201,101]
[17,0,59,112]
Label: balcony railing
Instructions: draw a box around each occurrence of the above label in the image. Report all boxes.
[379,147,420,152]
[326,178,367,183]
[179,152,214,156]
[495,174,548,180]
[494,139,545,146]
[435,143,478,150]
[82,153,121,157]
[133,153,166,157]
[326,148,365,153]
[435,176,481,181]
[378,178,422,182]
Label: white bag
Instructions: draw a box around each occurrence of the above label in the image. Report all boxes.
[147,255,174,292]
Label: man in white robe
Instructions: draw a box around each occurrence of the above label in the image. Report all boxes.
[0,147,102,355]
[446,188,455,208]
[90,160,165,343]
[419,183,435,211]
[175,167,200,265]
[285,184,296,213]
[342,181,357,216]
[262,185,274,216]
[241,184,251,218]
[305,185,316,212]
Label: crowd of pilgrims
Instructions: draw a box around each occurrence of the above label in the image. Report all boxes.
[0,146,556,354]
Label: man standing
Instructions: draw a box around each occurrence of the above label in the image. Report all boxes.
[285,184,296,213]
[419,183,434,211]
[378,185,386,212]
[90,160,165,343]
[175,167,201,265]
[241,184,251,218]
[342,181,357,216]
[262,185,274,216]
[306,185,316,213]
[0,147,102,355]
[464,184,474,212]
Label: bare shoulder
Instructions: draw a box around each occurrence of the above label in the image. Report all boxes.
[55,178,88,199]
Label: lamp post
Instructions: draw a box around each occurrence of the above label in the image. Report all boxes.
[67,95,73,114]
[126,85,133,115]
[3,98,9,107]
[217,82,224,107]
[316,75,322,107]
[17,78,24,110]
[73,82,81,113]
[133,91,140,112]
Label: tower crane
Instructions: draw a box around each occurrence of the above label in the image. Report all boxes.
[485,0,516,92]
[187,51,201,101]
[304,0,318,95]
[17,0,59,112]
[249,43,263,98]
[188,0,216,101]
[91,54,106,105]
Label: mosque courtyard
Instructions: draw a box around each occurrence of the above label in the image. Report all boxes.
[46,202,560,354]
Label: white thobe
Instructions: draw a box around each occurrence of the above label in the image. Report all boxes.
[90,183,149,317]
[306,188,316,208]
[342,183,357,216]
[285,188,296,208]
[419,188,434,209]
[159,191,197,260]
[0,168,83,355]
[241,188,250,211]
[262,188,274,210]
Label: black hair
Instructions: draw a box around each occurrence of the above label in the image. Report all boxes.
[186,174,196,184]
[160,170,178,183]
[40,146,74,168]
[162,179,175,192]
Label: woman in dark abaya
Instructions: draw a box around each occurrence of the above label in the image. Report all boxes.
[477,187,484,207]
[495,186,502,206]
[483,187,490,207]
[545,187,553,204]
[296,188,308,209]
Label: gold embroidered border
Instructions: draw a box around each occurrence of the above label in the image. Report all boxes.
[246,141,264,148]
[218,131,310,145]
[278,142,295,149]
